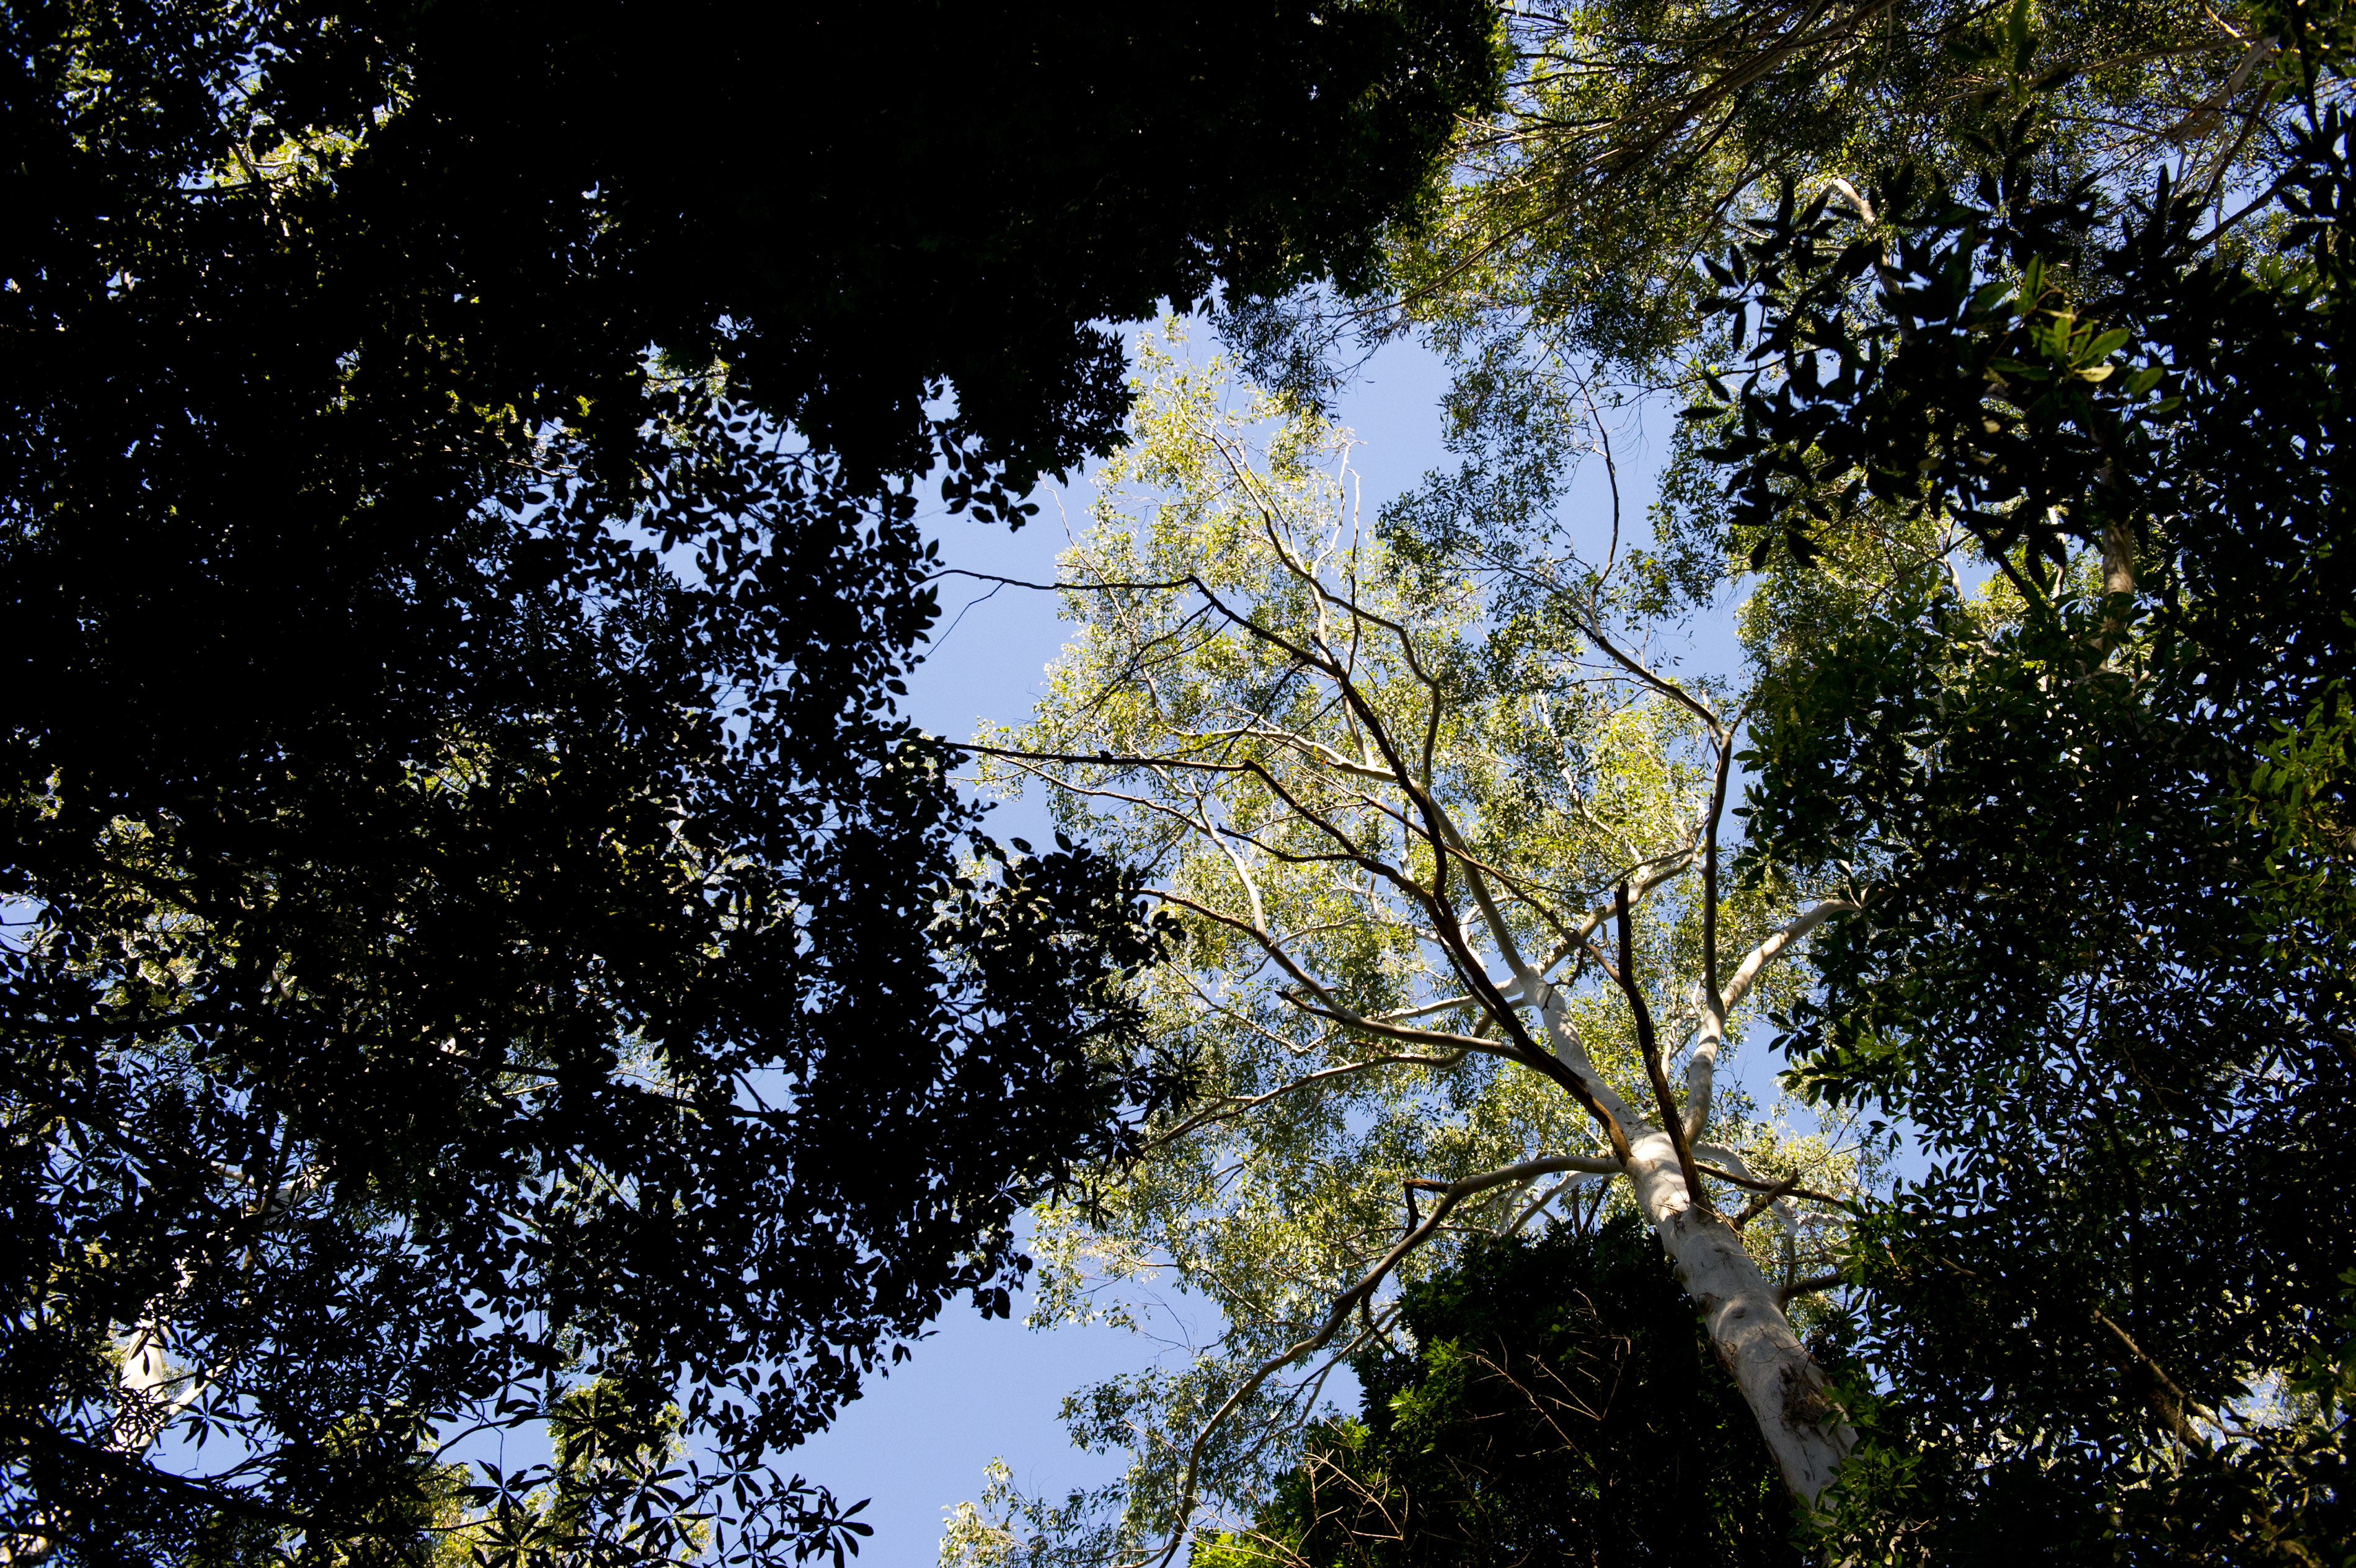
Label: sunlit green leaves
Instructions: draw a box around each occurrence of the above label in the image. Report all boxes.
[955,334,1870,1563]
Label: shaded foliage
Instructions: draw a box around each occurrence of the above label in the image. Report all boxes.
[1228,0,2261,414]
[1197,1218,1804,1567]
[2,2,1512,1558]
[1693,7,2356,1557]
[1755,593,2356,1563]
[2,397,1183,1564]
[4,0,1504,492]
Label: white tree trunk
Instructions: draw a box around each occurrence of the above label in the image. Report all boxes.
[1623,1129,1852,1503]
[1514,931,1854,1506]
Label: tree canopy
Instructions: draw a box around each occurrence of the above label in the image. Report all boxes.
[1688,12,2356,1553]
[937,332,1875,1567]
[17,0,2356,1560]
[943,2,2356,1561]
[3,2,1513,1561]
[7,0,1504,490]
[1225,0,2285,485]
[2,397,1182,1565]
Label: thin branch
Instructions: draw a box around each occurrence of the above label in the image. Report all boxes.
[1699,698,1752,1037]
[1146,1050,1471,1150]
[1779,1273,1846,1305]
[1686,896,1858,1141]
[1732,1176,1800,1231]
[1692,1161,1855,1211]
[1146,1153,1621,1568]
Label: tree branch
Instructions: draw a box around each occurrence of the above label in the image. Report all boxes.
[1606,882,1712,1211]
[1732,1176,1800,1231]
[1685,897,1858,1142]
[1779,1273,1845,1305]
[1146,1153,1622,1568]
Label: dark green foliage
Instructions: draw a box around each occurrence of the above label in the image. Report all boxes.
[1695,12,2356,1559]
[4,0,1504,493]
[1197,1219,1802,1567]
[2,2,1510,1558]
[1752,592,2356,1564]
[1,397,1184,1564]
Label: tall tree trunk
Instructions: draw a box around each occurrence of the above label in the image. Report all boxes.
[1624,1129,1852,1503]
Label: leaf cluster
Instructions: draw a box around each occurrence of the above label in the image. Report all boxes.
[1,398,1180,1566]
[1711,28,2356,1559]
[4,0,1505,494]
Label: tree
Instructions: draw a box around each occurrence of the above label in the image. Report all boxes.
[1223,0,2288,590]
[1193,1216,1805,1568]
[947,3,2355,1559]
[1681,6,2356,1553]
[6,3,1510,1559]
[937,334,1880,1566]
[1,397,1180,1565]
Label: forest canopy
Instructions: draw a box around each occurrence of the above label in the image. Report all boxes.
[1,2,1506,1562]
[10,0,2355,1562]
[942,1,2356,1564]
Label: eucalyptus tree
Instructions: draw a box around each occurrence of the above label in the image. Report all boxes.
[941,336,1885,1567]
[1077,2,2356,1560]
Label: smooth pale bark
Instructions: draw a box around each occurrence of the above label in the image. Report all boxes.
[1684,900,1856,1144]
[1515,935,1853,1505]
[1623,1129,1853,1502]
